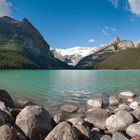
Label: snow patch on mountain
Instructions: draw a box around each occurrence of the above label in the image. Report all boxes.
[53,46,97,57]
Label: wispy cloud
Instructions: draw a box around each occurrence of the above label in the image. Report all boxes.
[102,26,116,36]
[88,39,99,43]
[0,0,12,17]
[102,29,108,36]
[108,0,119,8]
[128,0,140,17]
[105,26,109,30]
[111,27,116,31]
[108,0,140,17]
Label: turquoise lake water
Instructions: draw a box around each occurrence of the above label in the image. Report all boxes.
[0,70,140,109]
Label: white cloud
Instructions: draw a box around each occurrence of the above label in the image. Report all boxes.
[128,0,140,16]
[112,27,116,31]
[88,39,98,43]
[0,0,12,17]
[105,26,109,30]
[102,26,116,36]
[102,29,108,36]
[108,0,119,8]
[108,0,140,17]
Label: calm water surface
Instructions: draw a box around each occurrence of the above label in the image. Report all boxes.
[0,70,140,110]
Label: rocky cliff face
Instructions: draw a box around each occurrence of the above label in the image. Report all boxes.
[0,16,70,69]
[75,39,135,69]
[0,16,51,55]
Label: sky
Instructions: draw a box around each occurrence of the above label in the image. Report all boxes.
[0,0,140,49]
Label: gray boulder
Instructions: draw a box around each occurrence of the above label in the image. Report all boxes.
[127,98,134,103]
[0,109,14,126]
[109,95,119,106]
[100,135,112,140]
[16,106,54,140]
[68,118,84,125]
[85,108,109,130]
[106,110,134,133]
[77,106,87,114]
[87,98,103,108]
[130,101,140,110]
[44,122,80,140]
[135,95,140,102]
[0,89,15,108]
[112,131,129,140]
[119,91,135,99]
[0,101,10,114]
[74,124,90,139]
[54,112,64,124]
[60,104,78,113]
[0,125,17,140]
[131,107,140,121]
[126,122,140,137]
[130,136,140,140]
[90,128,103,140]
[113,104,132,113]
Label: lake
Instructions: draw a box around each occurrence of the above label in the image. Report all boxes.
[0,70,140,111]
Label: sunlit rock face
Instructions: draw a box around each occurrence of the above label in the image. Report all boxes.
[75,38,136,69]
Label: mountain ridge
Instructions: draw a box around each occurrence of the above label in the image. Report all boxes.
[75,38,137,69]
[1,16,140,69]
[0,16,71,69]
[51,46,96,65]
[52,37,138,68]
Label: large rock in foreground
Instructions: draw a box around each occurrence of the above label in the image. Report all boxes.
[119,91,135,99]
[0,109,14,126]
[106,110,133,133]
[74,124,90,139]
[126,122,140,137]
[131,136,140,140]
[87,99,103,108]
[131,107,140,121]
[100,135,112,140]
[0,125,17,140]
[130,102,140,110]
[60,104,78,113]
[0,101,10,114]
[44,122,80,140]
[109,95,119,106]
[112,131,129,140]
[0,89,15,108]
[16,106,54,140]
[85,108,109,130]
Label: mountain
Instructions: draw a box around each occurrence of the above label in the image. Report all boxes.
[0,16,71,69]
[1,16,139,70]
[134,39,140,48]
[51,46,96,65]
[75,38,137,69]
[94,47,140,69]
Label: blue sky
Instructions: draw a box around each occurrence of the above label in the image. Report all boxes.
[0,0,140,48]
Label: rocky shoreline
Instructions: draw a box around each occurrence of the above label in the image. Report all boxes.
[0,89,140,140]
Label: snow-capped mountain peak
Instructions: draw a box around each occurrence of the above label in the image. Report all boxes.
[53,46,97,57]
[51,46,97,66]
